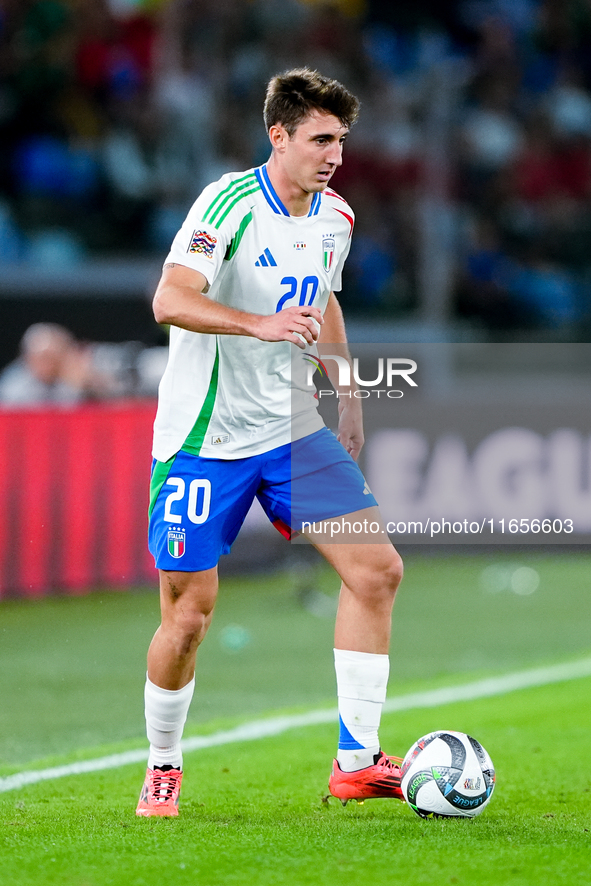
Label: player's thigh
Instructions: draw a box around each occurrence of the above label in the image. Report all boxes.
[307,505,403,593]
[301,504,392,545]
[149,449,261,572]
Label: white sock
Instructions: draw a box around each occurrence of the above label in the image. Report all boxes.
[334,648,390,772]
[144,675,195,770]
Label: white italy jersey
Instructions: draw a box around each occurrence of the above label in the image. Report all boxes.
[152,164,354,462]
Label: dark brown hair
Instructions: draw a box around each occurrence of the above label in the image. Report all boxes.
[263,68,360,136]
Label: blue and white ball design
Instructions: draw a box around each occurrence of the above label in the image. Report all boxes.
[401,730,496,819]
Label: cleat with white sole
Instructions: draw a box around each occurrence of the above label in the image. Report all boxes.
[136,766,183,817]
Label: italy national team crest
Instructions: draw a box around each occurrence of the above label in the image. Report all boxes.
[322,236,335,271]
[167,530,186,558]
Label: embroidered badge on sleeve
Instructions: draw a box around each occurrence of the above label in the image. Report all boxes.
[188,230,217,257]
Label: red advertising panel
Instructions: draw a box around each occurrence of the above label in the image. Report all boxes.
[0,403,158,599]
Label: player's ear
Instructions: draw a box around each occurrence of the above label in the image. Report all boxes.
[269,123,288,153]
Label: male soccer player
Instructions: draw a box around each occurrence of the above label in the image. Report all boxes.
[137,68,404,817]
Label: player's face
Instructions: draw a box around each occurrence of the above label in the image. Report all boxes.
[279,110,349,194]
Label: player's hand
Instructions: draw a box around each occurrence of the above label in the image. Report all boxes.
[337,397,364,460]
[253,306,323,349]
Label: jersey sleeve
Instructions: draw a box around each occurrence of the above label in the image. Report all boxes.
[164,183,230,287]
[325,190,355,293]
[164,170,258,288]
[330,235,352,292]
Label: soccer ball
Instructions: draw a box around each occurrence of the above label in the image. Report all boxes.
[401,730,495,819]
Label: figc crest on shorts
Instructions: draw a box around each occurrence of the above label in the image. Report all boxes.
[167,530,186,558]
[188,230,217,257]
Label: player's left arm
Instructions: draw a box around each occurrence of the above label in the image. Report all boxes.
[318,291,364,461]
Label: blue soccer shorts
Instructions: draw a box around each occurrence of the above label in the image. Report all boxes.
[148,427,378,571]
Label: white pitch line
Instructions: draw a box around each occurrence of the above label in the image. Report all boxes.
[1,656,591,795]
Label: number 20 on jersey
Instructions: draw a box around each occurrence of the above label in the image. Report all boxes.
[276,275,319,312]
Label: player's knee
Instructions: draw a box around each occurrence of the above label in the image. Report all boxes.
[169,605,213,654]
[386,548,404,593]
[160,575,217,652]
[362,547,403,605]
[379,548,403,598]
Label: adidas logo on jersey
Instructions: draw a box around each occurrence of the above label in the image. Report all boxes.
[255,248,277,267]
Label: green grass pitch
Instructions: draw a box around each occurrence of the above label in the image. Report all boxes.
[0,550,590,885]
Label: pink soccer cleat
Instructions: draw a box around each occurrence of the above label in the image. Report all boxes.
[136,766,183,817]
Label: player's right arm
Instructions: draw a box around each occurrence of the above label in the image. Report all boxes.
[153,263,323,349]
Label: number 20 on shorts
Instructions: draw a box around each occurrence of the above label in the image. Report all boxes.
[163,478,211,524]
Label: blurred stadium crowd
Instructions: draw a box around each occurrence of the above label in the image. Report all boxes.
[0,321,165,403]
[2,0,591,342]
